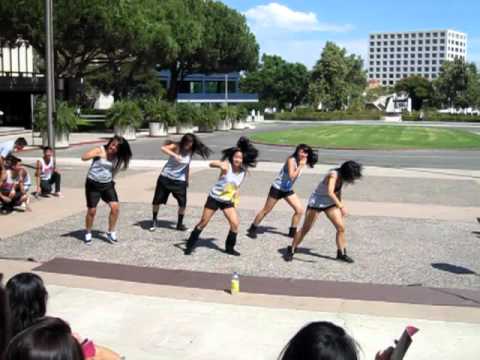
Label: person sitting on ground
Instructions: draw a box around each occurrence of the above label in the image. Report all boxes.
[0,155,31,212]
[0,274,11,360]
[6,272,121,360]
[0,137,27,168]
[5,316,85,360]
[35,146,61,197]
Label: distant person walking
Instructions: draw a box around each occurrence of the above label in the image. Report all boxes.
[81,136,132,245]
[150,134,211,232]
[184,137,258,256]
[247,144,318,239]
[286,161,363,263]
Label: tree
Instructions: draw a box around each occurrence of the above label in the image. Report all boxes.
[308,42,367,111]
[162,0,259,100]
[394,76,434,110]
[240,54,309,110]
[434,59,480,109]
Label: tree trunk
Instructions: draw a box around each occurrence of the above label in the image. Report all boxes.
[167,66,179,102]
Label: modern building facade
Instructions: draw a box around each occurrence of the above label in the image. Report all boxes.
[157,71,258,104]
[0,42,45,128]
[368,29,467,86]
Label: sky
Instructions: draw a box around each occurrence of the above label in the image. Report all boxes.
[220,0,480,69]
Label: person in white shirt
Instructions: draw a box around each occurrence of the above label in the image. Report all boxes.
[35,146,61,197]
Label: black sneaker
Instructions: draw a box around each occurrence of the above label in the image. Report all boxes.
[226,247,241,256]
[184,247,193,255]
[176,224,188,231]
[285,246,295,262]
[336,250,354,263]
[247,225,258,239]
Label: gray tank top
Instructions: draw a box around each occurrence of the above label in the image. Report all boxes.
[272,157,298,191]
[161,152,191,182]
[87,147,113,183]
[308,170,342,209]
[209,163,245,203]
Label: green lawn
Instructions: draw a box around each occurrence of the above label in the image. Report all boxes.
[250,125,480,150]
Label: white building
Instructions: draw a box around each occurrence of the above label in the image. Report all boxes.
[0,42,36,76]
[368,29,467,86]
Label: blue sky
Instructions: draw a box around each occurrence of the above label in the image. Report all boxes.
[220,0,480,68]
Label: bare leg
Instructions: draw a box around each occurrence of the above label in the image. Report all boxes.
[85,207,97,232]
[252,196,279,226]
[108,201,120,232]
[223,207,240,255]
[285,193,304,228]
[195,207,216,230]
[291,208,319,251]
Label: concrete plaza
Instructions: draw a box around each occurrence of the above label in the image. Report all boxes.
[1,125,480,359]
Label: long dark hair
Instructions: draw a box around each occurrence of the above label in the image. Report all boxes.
[279,321,359,360]
[0,274,11,360]
[337,161,363,184]
[6,273,48,337]
[106,136,132,174]
[221,137,258,169]
[166,133,212,159]
[291,144,318,168]
[5,317,84,360]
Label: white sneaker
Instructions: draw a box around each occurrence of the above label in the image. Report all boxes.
[106,232,117,243]
[84,232,92,245]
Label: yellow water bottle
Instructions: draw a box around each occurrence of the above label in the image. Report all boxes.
[231,272,240,294]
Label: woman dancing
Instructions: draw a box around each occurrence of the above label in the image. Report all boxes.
[184,137,258,256]
[81,135,132,245]
[150,134,212,232]
[247,144,317,239]
[286,161,362,263]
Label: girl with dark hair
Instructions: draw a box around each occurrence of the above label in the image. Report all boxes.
[185,137,258,256]
[279,321,359,360]
[150,133,212,232]
[6,272,47,337]
[286,161,363,263]
[247,144,318,239]
[6,273,121,360]
[5,317,85,360]
[0,274,11,360]
[81,136,132,245]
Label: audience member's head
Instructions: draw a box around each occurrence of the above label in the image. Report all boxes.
[5,316,84,360]
[279,321,359,360]
[43,147,54,161]
[0,274,11,360]
[6,273,48,336]
[14,138,28,152]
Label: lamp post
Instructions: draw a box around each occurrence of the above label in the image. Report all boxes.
[45,0,55,148]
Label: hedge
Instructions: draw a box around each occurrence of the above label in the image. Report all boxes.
[265,110,383,121]
[402,112,480,122]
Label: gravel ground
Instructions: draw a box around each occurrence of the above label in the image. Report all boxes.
[1,203,479,290]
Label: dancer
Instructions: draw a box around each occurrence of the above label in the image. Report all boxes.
[81,136,132,245]
[0,155,30,213]
[184,137,258,256]
[286,161,363,263]
[150,134,212,232]
[34,146,62,197]
[247,144,317,239]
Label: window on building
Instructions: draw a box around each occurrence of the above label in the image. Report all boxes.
[418,60,423,65]
[417,67,422,72]
[424,67,429,72]
[433,39,438,44]
[410,60,415,65]
[425,47,430,51]
[412,33,416,38]
[383,61,387,65]
[390,41,395,45]
[432,60,437,64]
[440,59,444,64]
[419,40,423,45]
[396,67,401,72]
[397,47,401,52]
[410,67,415,71]
[376,67,381,72]
[404,33,409,38]
[396,60,401,65]
[418,53,423,58]
[411,53,415,58]
[390,54,395,58]
[426,39,430,44]
[425,60,430,64]
[383,68,388,72]
[404,41,409,45]
[396,73,401,78]
[440,32,445,37]
[383,80,387,85]
[404,47,409,52]
[411,40,416,45]
[440,46,445,51]
[403,60,408,65]
[411,47,416,51]
[377,54,381,59]
[370,42,375,46]
[397,54,401,58]
[377,61,381,65]
[432,67,437,72]
[403,67,408,72]
[384,34,388,39]
[389,80,394,85]
[432,53,437,57]
[389,61,394,65]
[390,47,395,52]
[377,41,381,46]
[383,54,388,58]
[389,67,394,72]
[440,39,445,44]
[432,74,437,79]
[433,32,438,37]
[426,33,431,37]
[418,47,423,51]
[369,74,374,78]
[397,34,402,38]
[390,34,395,38]
[397,41,402,45]
[370,61,374,65]
[384,41,388,46]
[389,74,394,78]
[370,35,375,39]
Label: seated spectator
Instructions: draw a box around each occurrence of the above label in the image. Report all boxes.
[0,155,30,213]
[6,273,121,360]
[0,274,11,360]
[5,316,84,360]
[279,321,360,360]
[0,137,27,168]
[35,146,61,197]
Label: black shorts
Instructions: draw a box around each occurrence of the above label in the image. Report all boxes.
[204,196,234,210]
[85,178,118,208]
[268,186,294,200]
[307,204,337,212]
[152,175,187,208]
